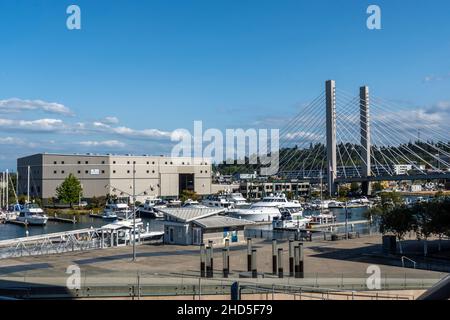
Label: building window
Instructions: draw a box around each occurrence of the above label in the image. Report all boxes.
[165,162,168,165]
[146,170,150,174]
[113,161,116,164]
[146,161,149,165]
[61,170,65,174]
[54,170,57,174]
[127,161,130,164]
[61,161,65,164]
[200,170,203,173]
[85,170,88,174]
[152,161,155,165]
[85,161,88,164]
[152,170,155,174]
[102,170,105,174]
[205,170,208,173]
[127,170,130,174]
[170,162,173,165]
[133,161,136,164]
[78,161,81,164]
[102,161,105,164]
[113,170,116,174]
[77,170,81,174]
[53,161,57,165]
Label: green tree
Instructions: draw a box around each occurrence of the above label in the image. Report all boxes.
[55,174,83,208]
[350,182,360,194]
[379,206,417,254]
[180,190,199,202]
[372,182,384,193]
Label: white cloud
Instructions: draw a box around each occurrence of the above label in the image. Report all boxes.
[0,98,73,116]
[79,140,126,148]
[423,73,450,83]
[0,118,65,132]
[102,116,119,124]
[0,136,38,148]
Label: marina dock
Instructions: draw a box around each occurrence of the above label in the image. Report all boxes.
[48,215,77,224]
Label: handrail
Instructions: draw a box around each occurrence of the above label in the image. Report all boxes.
[401,256,417,269]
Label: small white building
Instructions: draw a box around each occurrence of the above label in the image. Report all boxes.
[160,207,254,246]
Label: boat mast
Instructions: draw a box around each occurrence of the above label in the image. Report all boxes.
[27,165,30,204]
[6,169,8,210]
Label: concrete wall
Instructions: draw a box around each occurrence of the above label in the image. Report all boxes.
[17,153,212,200]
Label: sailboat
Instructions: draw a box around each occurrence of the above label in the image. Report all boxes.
[15,166,48,226]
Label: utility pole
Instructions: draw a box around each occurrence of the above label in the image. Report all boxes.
[27,166,30,204]
[132,161,136,262]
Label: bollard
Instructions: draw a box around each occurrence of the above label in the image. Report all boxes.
[272,239,277,275]
[251,249,257,278]
[278,248,283,278]
[208,241,214,277]
[200,243,206,278]
[289,239,294,277]
[247,238,252,272]
[231,282,240,301]
[299,243,304,279]
[294,246,300,278]
[205,246,211,278]
[222,248,229,278]
[225,239,230,272]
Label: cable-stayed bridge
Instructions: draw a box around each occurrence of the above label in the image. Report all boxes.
[275,80,450,195]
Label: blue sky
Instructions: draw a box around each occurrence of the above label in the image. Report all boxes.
[0,0,450,169]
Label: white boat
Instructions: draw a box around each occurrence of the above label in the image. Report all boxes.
[346,197,371,208]
[226,193,250,207]
[16,203,48,225]
[102,202,132,220]
[307,213,337,225]
[182,199,209,209]
[202,195,234,209]
[139,198,166,218]
[229,193,303,222]
[273,209,312,229]
[327,201,345,209]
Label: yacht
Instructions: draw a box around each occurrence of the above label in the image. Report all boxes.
[346,197,371,208]
[226,193,250,207]
[273,209,312,229]
[139,197,166,218]
[16,203,48,225]
[229,193,304,222]
[102,202,132,220]
[182,199,209,209]
[202,195,234,209]
[327,201,345,209]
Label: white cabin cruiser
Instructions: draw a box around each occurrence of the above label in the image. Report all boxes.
[16,203,48,225]
[139,198,166,218]
[226,193,250,207]
[202,195,234,209]
[182,199,209,209]
[229,193,303,222]
[102,202,132,220]
[273,209,312,229]
[346,197,371,208]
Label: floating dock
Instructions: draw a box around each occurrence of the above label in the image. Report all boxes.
[48,216,77,224]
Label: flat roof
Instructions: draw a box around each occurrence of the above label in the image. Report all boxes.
[158,207,225,222]
[18,153,209,160]
[193,216,255,229]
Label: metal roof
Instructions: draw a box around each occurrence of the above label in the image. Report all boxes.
[158,207,225,222]
[193,216,255,229]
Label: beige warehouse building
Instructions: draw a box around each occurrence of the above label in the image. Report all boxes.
[17,153,212,201]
